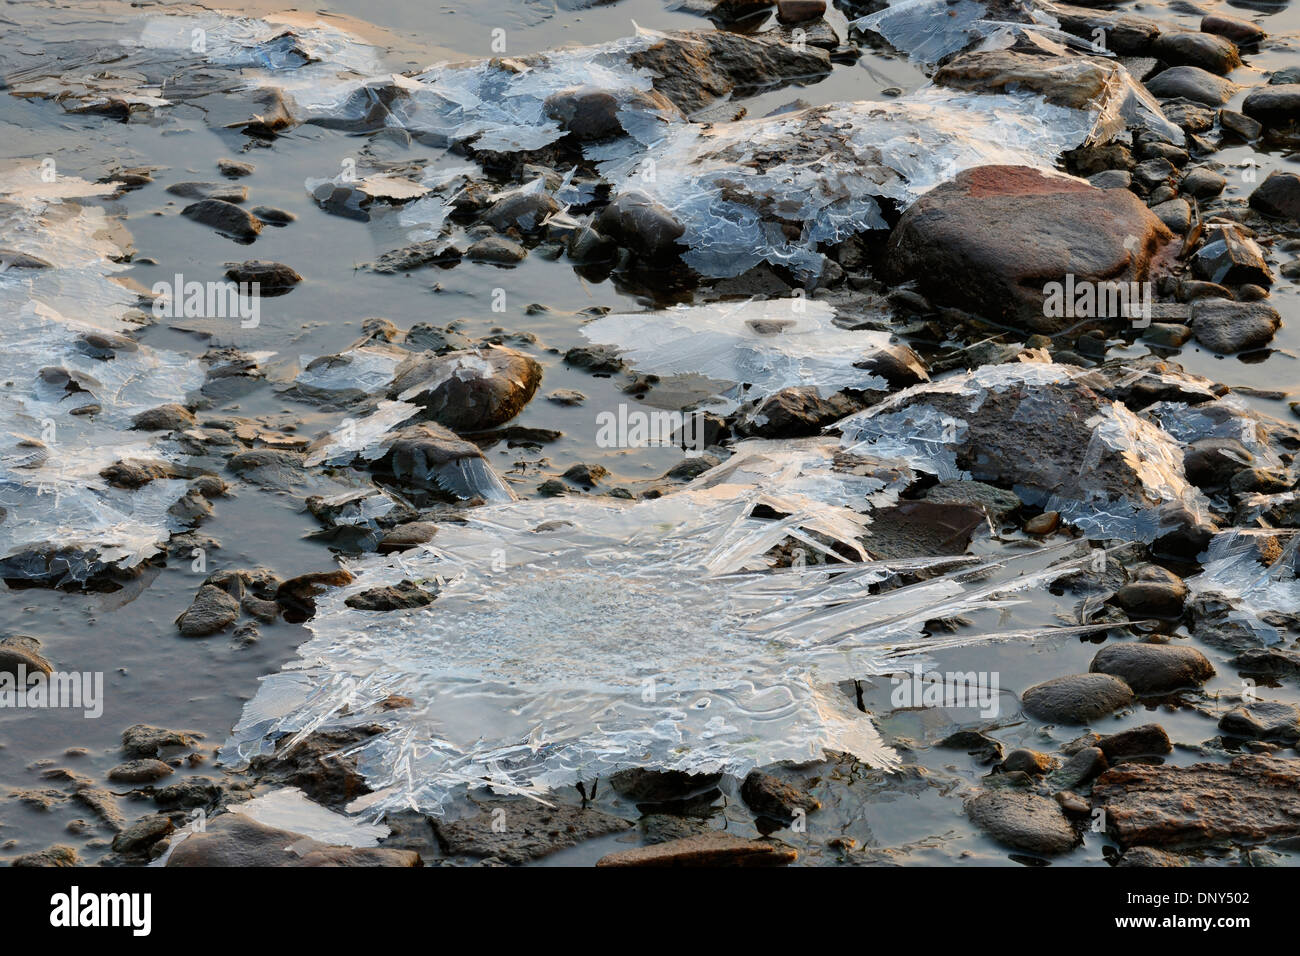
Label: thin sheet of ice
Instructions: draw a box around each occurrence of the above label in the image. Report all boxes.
[304,401,422,467]
[580,299,893,398]
[294,346,407,401]
[229,787,390,846]
[1188,531,1300,644]
[224,439,1114,815]
[0,165,203,580]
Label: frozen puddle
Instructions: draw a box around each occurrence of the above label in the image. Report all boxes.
[0,165,202,586]
[225,439,1115,815]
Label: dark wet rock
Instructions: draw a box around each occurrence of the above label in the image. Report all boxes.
[1118,845,1189,866]
[936,729,1005,765]
[627,29,830,116]
[99,458,176,489]
[1024,511,1060,535]
[1097,724,1173,761]
[1250,170,1300,224]
[224,260,302,292]
[1219,108,1262,141]
[181,199,262,241]
[388,345,541,431]
[175,584,240,637]
[111,813,174,857]
[885,166,1172,334]
[12,845,78,867]
[1132,157,1178,193]
[1160,100,1215,132]
[638,814,713,845]
[1180,166,1226,198]
[166,181,248,203]
[597,831,796,867]
[1233,646,1300,678]
[1051,4,1161,56]
[227,449,307,490]
[965,790,1077,854]
[107,759,173,784]
[854,342,930,388]
[167,814,420,867]
[778,0,826,22]
[1090,642,1213,694]
[863,501,988,560]
[735,386,861,438]
[1143,321,1192,347]
[1046,746,1108,791]
[922,480,1022,523]
[1201,14,1265,46]
[1194,225,1271,288]
[1190,299,1281,354]
[466,235,527,264]
[344,580,438,611]
[934,50,1129,111]
[1242,84,1300,129]
[0,249,53,269]
[370,423,502,500]
[595,191,685,260]
[370,240,460,274]
[377,522,438,553]
[130,403,195,432]
[1092,755,1300,847]
[609,768,722,803]
[481,192,559,234]
[275,569,354,623]
[1089,169,1132,190]
[248,726,379,809]
[1022,673,1134,724]
[741,770,821,822]
[1113,564,1188,618]
[1184,437,1254,489]
[561,463,608,486]
[1000,749,1053,775]
[217,158,255,178]
[436,802,630,864]
[545,86,683,143]
[121,724,198,759]
[251,205,296,225]
[1145,66,1237,106]
[0,636,52,679]
[563,343,624,374]
[1219,701,1300,743]
[1151,31,1240,75]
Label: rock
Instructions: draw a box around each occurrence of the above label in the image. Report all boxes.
[855,343,930,388]
[965,790,1077,854]
[1022,673,1134,724]
[544,86,681,141]
[0,249,53,269]
[1219,701,1300,743]
[596,831,796,867]
[1096,723,1173,760]
[1233,646,1300,678]
[735,386,860,438]
[1145,66,1237,106]
[370,240,460,274]
[121,724,197,759]
[1242,84,1300,129]
[181,199,262,241]
[12,845,78,867]
[1092,755,1300,847]
[1046,746,1109,790]
[224,260,302,292]
[1132,157,1177,193]
[343,580,438,611]
[609,768,722,802]
[98,457,175,489]
[0,637,51,679]
[370,423,502,499]
[481,192,559,234]
[1200,14,1265,46]
[466,235,527,265]
[922,480,1022,523]
[387,345,541,431]
[740,770,820,821]
[1000,749,1053,775]
[217,158,255,177]
[1089,169,1132,190]
[248,727,377,808]
[595,191,685,260]
[435,803,631,864]
[131,403,195,432]
[166,181,248,203]
[377,522,438,553]
[1090,642,1214,694]
[561,462,607,486]
[885,166,1172,334]
[1118,846,1189,866]
[175,585,241,637]
[1250,170,1300,224]
[275,570,354,622]
[1051,4,1161,56]
[1024,511,1060,535]
[863,501,988,560]
[107,759,173,784]
[1151,31,1241,75]
[937,729,1004,765]
[111,814,174,856]
[1191,299,1281,354]
[933,50,1124,111]
[1143,321,1191,347]
[1183,437,1254,489]
[1113,564,1188,618]
[1180,166,1226,198]
[1219,108,1262,140]
[166,814,420,866]
[627,30,831,116]
[251,205,296,225]
[777,0,825,22]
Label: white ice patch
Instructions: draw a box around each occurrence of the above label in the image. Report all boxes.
[223,439,1117,815]
[0,165,203,583]
[229,788,390,846]
[1188,531,1300,644]
[580,299,893,399]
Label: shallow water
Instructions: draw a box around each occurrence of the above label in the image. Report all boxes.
[0,0,1298,866]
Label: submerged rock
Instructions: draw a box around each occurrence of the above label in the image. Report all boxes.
[965,790,1077,854]
[740,770,821,822]
[885,166,1172,333]
[1092,755,1300,847]
[181,199,263,241]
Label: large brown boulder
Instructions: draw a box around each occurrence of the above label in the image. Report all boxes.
[885,165,1174,333]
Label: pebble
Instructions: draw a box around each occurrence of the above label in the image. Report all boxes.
[1021,673,1134,724]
